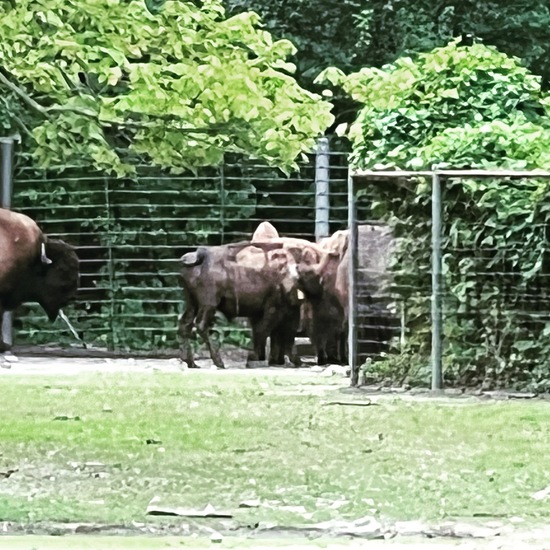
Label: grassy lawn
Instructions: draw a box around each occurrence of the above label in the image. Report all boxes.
[0,534,469,550]
[0,369,549,529]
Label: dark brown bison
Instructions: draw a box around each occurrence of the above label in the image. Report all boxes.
[0,208,80,351]
[298,239,348,366]
[249,221,325,366]
[178,239,303,369]
[299,225,397,365]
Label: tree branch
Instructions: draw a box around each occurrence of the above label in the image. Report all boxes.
[0,68,96,118]
[0,69,237,135]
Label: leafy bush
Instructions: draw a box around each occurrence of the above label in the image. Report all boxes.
[322,40,550,389]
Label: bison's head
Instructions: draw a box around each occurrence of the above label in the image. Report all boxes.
[297,251,340,298]
[297,265,324,297]
[37,239,80,321]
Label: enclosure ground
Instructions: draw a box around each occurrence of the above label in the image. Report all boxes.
[5,529,550,550]
[1,356,550,548]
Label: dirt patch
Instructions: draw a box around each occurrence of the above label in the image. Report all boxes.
[2,354,546,405]
[3,517,550,549]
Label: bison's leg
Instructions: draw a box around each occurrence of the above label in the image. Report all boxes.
[317,345,329,366]
[338,327,348,365]
[0,309,9,353]
[196,307,225,369]
[311,319,329,366]
[268,329,284,366]
[178,303,198,368]
[269,306,300,366]
[249,318,267,363]
[248,305,280,366]
[283,306,302,367]
[326,333,343,365]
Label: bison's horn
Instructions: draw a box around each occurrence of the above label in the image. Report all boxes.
[41,243,52,265]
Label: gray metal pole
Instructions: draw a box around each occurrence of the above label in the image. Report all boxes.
[1,138,15,348]
[315,137,330,242]
[347,170,359,385]
[431,172,443,391]
[1,139,14,208]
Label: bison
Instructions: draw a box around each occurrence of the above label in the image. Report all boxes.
[0,208,80,351]
[249,221,325,366]
[177,220,330,369]
[299,224,397,366]
[298,233,349,365]
[178,239,303,369]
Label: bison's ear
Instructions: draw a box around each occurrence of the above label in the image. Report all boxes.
[181,252,199,266]
[181,248,206,267]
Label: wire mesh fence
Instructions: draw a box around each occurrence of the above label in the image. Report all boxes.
[349,170,550,390]
[10,149,350,355]
[9,134,550,390]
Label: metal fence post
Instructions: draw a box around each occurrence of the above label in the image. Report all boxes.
[219,161,226,245]
[1,138,15,348]
[103,175,117,350]
[348,170,359,385]
[431,171,443,391]
[315,137,330,242]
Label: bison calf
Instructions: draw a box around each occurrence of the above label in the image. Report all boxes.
[298,251,347,365]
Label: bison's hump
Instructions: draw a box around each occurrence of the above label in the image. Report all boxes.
[252,221,279,242]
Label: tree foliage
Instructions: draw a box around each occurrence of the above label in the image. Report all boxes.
[361,0,550,89]
[323,41,550,389]
[0,0,334,174]
[224,0,550,88]
[223,0,550,130]
[321,40,550,170]
[224,0,371,86]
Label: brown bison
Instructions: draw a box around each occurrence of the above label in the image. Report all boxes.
[298,225,397,365]
[178,239,303,369]
[177,220,329,369]
[249,221,325,366]
[298,231,349,365]
[0,208,80,351]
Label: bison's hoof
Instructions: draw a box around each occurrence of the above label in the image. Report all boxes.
[0,342,11,353]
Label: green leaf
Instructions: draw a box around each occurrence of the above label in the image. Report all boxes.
[0,0,334,172]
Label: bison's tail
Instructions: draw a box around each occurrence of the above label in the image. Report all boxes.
[180,247,207,267]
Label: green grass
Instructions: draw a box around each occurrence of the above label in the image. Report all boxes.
[0,534,427,549]
[0,371,550,528]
